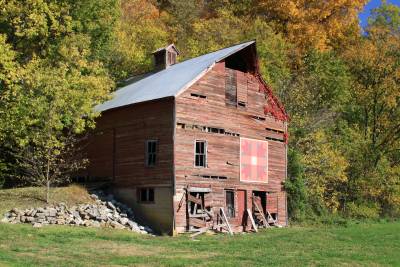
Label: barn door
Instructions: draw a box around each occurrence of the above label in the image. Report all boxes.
[237,190,247,227]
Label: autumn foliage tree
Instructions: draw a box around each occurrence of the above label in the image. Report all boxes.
[0,0,399,218]
[0,0,114,202]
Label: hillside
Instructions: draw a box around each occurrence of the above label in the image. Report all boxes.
[0,185,94,216]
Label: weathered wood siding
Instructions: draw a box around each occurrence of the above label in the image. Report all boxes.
[85,99,175,234]
[174,62,287,232]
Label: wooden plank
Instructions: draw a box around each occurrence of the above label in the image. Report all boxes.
[187,187,212,193]
[252,196,268,227]
[190,226,209,238]
[192,193,200,215]
[177,191,186,212]
[247,209,258,232]
[189,218,207,228]
[189,213,208,218]
[220,207,233,235]
[187,194,202,205]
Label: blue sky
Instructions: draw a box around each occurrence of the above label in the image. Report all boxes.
[359,0,400,28]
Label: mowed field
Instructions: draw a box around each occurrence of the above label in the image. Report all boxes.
[0,222,399,266]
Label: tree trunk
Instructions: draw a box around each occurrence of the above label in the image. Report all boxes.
[46,156,50,204]
[46,179,50,204]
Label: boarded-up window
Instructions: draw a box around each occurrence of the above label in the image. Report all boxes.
[225,68,237,105]
[236,72,247,107]
[240,138,268,183]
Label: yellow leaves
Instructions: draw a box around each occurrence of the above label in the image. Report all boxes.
[1,0,72,39]
[121,0,161,21]
[256,0,368,52]
[300,130,349,212]
[108,0,168,79]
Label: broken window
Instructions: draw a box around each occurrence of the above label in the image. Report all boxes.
[195,140,207,167]
[225,190,235,218]
[145,140,157,166]
[138,188,154,203]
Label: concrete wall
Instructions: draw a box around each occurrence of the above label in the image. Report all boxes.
[112,186,174,235]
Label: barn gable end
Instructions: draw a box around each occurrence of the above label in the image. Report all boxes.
[84,41,288,235]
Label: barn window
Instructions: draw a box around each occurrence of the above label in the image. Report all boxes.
[145,140,158,166]
[195,140,207,167]
[225,190,235,218]
[138,188,154,203]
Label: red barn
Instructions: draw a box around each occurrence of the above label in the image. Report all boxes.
[85,41,289,235]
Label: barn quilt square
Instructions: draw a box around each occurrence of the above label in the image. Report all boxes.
[240,138,268,183]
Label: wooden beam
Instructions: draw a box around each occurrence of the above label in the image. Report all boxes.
[188,194,202,205]
[219,208,233,235]
[189,213,208,218]
[187,187,212,193]
[189,218,207,228]
[247,209,258,232]
[190,227,209,238]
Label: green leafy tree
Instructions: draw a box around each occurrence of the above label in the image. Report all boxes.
[0,0,115,200]
[1,37,113,202]
[285,149,308,221]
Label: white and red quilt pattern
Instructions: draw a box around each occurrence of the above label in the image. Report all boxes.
[240,138,268,183]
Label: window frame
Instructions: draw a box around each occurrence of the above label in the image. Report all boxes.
[145,139,158,167]
[225,189,235,218]
[137,187,155,204]
[194,140,207,168]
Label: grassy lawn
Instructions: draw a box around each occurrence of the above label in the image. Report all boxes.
[1,187,399,266]
[0,222,399,266]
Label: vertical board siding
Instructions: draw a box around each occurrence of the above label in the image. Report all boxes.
[85,99,175,234]
[89,99,175,187]
[175,62,287,231]
[236,71,248,105]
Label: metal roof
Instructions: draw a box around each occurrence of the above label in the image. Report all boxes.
[95,41,255,112]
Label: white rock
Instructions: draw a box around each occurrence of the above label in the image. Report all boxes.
[32,223,42,228]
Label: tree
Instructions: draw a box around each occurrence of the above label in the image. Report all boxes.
[299,130,349,213]
[0,34,113,202]
[340,2,400,217]
[285,148,308,221]
[106,0,169,81]
[0,0,116,200]
[253,0,368,52]
[368,1,400,35]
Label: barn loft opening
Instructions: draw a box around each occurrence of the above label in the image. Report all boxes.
[224,43,257,73]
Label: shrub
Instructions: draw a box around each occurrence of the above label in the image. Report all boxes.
[345,202,381,219]
[285,149,308,221]
[0,162,6,188]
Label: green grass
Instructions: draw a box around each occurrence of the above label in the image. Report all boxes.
[1,187,398,266]
[0,222,399,266]
[0,185,94,216]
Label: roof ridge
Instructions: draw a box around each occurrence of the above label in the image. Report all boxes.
[96,40,256,112]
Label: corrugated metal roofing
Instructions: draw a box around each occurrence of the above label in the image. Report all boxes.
[95,40,255,112]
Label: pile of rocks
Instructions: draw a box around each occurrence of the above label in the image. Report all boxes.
[1,192,153,235]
